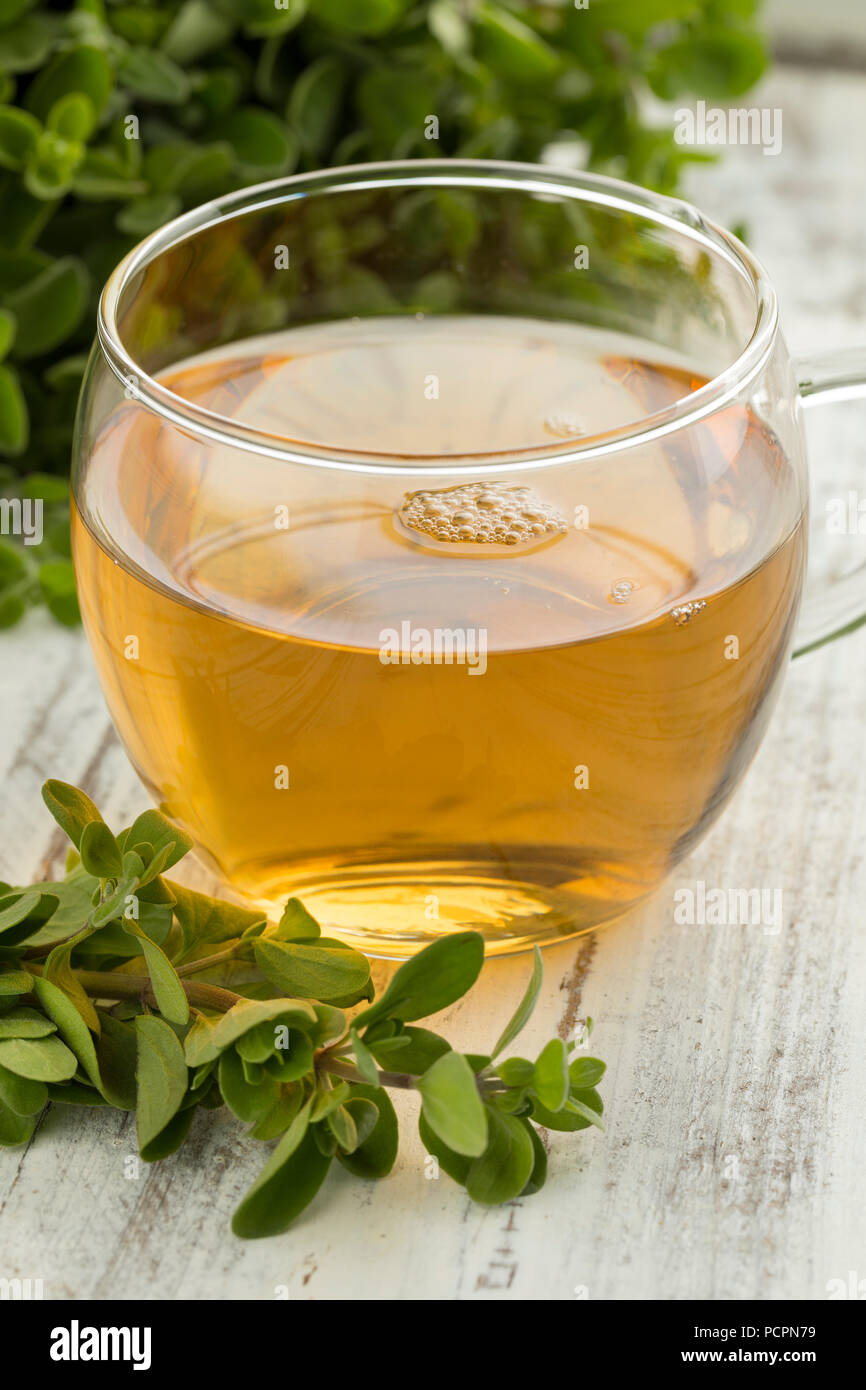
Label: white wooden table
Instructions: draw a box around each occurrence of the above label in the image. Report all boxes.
[2,65,865,1301]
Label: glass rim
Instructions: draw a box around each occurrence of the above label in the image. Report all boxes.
[97,157,779,476]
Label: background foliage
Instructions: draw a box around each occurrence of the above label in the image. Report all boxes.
[0,0,769,621]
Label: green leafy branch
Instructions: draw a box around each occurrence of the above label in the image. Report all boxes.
[0,468,77,626]
[0,779,605,1237]
[0,3,770,486]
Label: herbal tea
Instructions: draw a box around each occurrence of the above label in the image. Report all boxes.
[72,317,806,953]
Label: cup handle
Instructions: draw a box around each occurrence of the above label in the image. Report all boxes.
[792,347,866,658]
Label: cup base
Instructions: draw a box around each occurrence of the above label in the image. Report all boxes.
[235,855,650,958]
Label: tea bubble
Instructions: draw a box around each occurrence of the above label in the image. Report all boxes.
[671,600,707,626]
[396,482,568,553]
[609,579,636,605]
[544,410,586,439]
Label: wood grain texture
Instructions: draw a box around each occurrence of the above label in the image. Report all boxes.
[2,64,866,1301]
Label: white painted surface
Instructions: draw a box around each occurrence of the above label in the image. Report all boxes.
[769,0,866,49]
[1,65,865,1300]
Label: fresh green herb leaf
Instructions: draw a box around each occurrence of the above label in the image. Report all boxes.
[355,931,484,1030]
[531,1085,605,1133]
[171,882,265,958]
[122,922,189,1025]
[249,1085,304,1141]
[78,819,123,879]
[491,946,542,1059]
[366,1024,450,1075]
[533,1037,569,1113]
[184,996,316,1066]
[517,1118,547,1195]
[337,1084,398,1179]
[32,975,101,1087]
[0,892,42,933]
[272,897,320,942]
[231,1100,329,1238]
[254,937,371,1005]
[41,780,103,849]
[0,1060,48,1116]
[418,1109,472,1186]
[0,1006,56,1038]
[121,809,193,876]
[140,1107,196,1161]
[311,1080,350,1122]
[466,1105,536,1205]
[327,1102,358,1153]
[43,930,101,1032]
[0,1099,37,1144]
[94,1012,137,1110]
[0,969,34,994]
[568,1056,606,1089]
[135,1014,189,1150]
[415,1051,487,1158]
[0,1032,78,1081]
[497,1056,535,1087]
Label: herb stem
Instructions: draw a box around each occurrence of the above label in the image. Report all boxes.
[320,1055,506,1095]
[22,962,241,1013]
[176,948,238,978]
[319,1057,418,1091]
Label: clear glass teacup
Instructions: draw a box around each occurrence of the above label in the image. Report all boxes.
[71,160,866,957]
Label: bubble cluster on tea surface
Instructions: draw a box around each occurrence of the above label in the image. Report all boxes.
[396,482,568,554]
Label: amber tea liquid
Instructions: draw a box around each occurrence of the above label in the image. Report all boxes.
[73,317,806,954]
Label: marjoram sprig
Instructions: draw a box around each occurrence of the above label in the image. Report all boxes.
[0,780,605,1237]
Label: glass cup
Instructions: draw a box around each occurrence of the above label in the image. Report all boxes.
[71,160,866,958]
